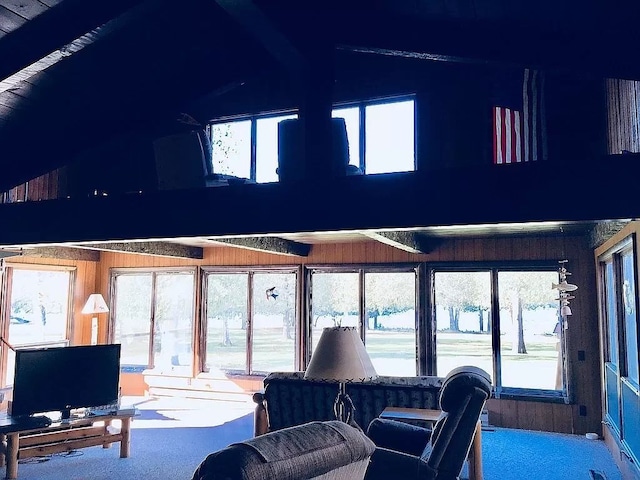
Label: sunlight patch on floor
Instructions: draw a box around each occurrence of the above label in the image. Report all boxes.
[122,395,255,429]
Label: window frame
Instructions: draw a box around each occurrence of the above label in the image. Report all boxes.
[207,94,417,181]
[306,263,422,375]
[0,264,75,387]
[427,261,568,402]
[200,265,302,376]
[109,267,198,374]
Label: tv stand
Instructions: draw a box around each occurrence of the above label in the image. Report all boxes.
[0,409,137,479]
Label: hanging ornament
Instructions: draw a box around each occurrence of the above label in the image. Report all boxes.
[553,260,578,318]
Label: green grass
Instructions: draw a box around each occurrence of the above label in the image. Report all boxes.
[121,327,562,390]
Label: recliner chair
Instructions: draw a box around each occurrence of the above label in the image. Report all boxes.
[364,366,492,480]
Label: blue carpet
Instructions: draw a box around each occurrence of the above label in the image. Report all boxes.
[481,428,622,480]
[6,398,624,480]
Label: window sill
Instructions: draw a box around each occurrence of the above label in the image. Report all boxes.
[493,389,569,404]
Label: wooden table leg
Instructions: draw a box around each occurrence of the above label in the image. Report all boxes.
[467,420,483,480]
[5,433,19,480]
[103,419,112,449]
[119,418,131,458]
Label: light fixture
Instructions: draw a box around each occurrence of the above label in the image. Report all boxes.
[304,326,378,423]
[81,294,109,345]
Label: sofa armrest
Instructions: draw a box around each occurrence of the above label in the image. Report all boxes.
[366,418,432,457]
[252,391,268,436]
[365,448,434,480]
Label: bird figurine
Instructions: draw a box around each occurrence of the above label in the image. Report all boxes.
[266,287,278,300]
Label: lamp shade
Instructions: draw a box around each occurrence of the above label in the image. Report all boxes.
[81,294,109,315]
[305,326,378,383]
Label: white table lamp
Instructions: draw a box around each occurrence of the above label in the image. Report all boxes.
[304,326,378,423]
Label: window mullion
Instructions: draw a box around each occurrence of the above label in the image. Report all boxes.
[491,269,502,396]
[247,272,254,374]
[250,117,257,181]
[149,273,157,369]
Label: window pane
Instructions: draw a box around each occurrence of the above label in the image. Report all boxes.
[498,271,561,390]
[205,274,248,373]
[365,272,416,376]
[152,273,195,374]
[113,274,152,367]
[211,121,251,178]
[622,251,639,383]
[6,269,71,385]
[605,261,619,366]
[333,107,359,168]
[252,272,297,373]
[257,114,296,183]
[310,272,359,354]
[434,271,493,378]
[365,100,415,174]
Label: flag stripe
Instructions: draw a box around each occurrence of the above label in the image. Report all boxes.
[494,68,546,165]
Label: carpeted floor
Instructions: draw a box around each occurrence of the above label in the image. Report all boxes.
[8,397,624,480]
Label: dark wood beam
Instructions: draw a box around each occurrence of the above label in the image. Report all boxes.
[81,242,203,259]
[21,246,100,261]
[0,0,146,83]
[588,220,631,249]
[0,155,638,246]
[214,0,307,77]
[364,231,439,254]
[329,9,640,79]
[212,237,311,257]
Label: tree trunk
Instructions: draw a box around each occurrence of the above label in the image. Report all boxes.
[478,309,484,332]
[222,317,232,346]
[512,297,527,354]
[283,311,293,339]
[449,306,460,331]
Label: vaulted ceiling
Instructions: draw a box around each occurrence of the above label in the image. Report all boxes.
[2,0,640,190]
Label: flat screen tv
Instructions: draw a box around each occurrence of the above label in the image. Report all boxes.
[11,344,121,419]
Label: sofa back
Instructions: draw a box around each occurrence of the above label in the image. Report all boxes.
[262,372,443,432]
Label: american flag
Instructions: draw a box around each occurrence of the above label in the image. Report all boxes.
[493,69,546,164]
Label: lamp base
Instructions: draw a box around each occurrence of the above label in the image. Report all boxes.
[333,383,356,424]
[91,316,98,345]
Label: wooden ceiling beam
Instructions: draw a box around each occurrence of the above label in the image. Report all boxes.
[81,241,203,259]
[0,0,146,84]
[212,237,311,257]
[329,11,640,79]
[364,231,439,254]
[20,246,100,261]
[0,155,639,246]
[588,220,631,249]
[214,0,307,77]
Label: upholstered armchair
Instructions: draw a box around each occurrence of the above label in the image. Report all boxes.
[364,366,492,480]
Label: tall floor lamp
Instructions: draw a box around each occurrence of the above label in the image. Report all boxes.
[81,294,109,345]
[304,326,378,424]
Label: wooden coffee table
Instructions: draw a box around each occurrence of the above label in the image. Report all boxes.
[0,410,137,479]
[379,407,483,480]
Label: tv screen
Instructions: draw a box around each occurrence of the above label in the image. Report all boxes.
[11,344,121,418]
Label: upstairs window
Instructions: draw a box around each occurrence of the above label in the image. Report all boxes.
[208,96,415,182]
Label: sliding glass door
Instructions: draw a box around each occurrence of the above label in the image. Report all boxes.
[111,269,196,375]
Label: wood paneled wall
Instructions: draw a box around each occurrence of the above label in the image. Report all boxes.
[606,78,640,154]
[0,167,67,204]
[95,233,600,435]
